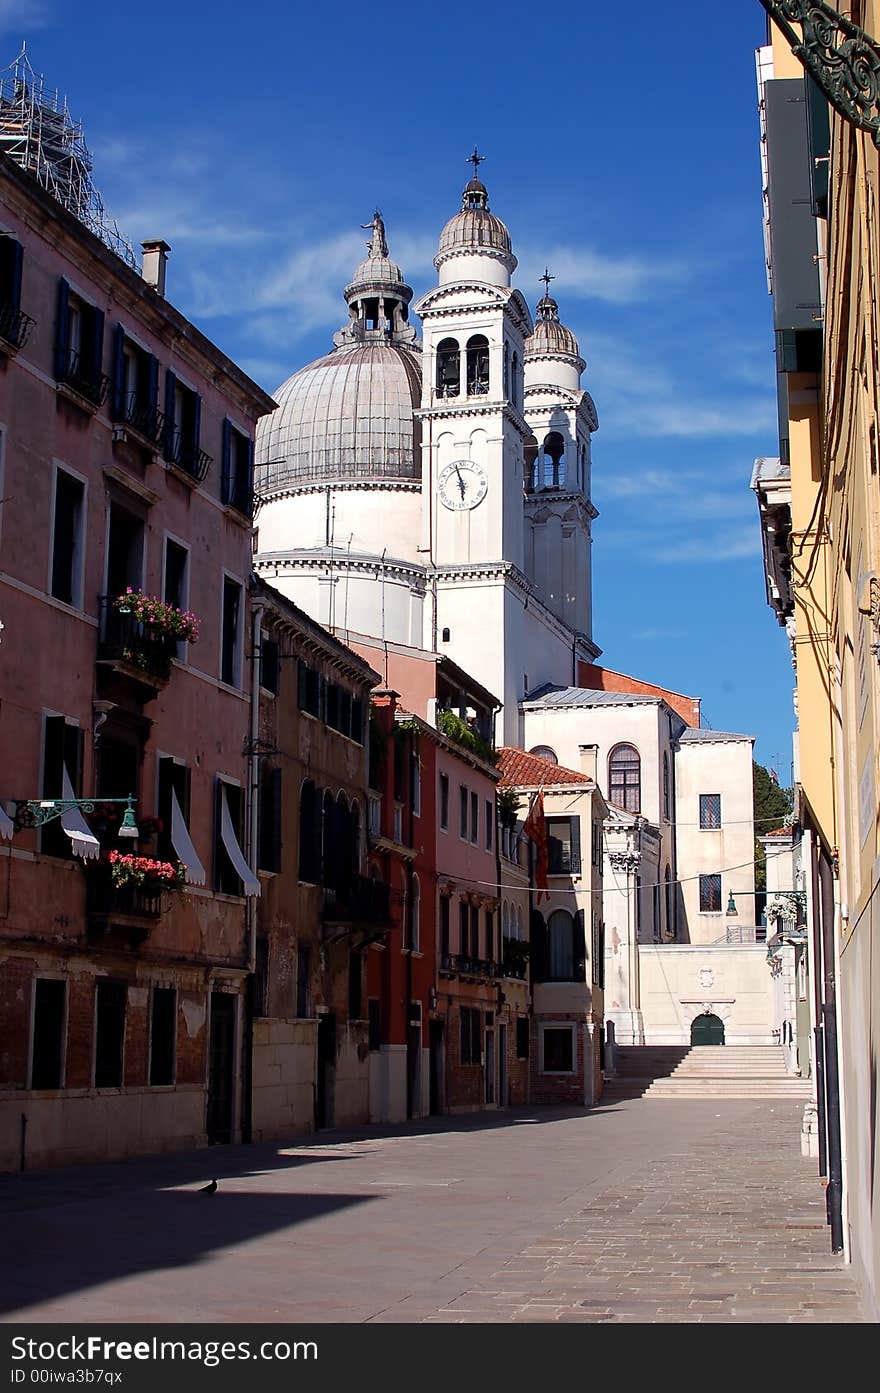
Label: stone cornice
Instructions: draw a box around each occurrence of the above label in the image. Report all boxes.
[255,552,427,588]
[416,399,532,441]
[524,491,599,522]
[257,479,422,505]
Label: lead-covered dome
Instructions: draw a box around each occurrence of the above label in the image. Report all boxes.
[256,213,423,494]
[435,174,516,276]
[525,292,584,370]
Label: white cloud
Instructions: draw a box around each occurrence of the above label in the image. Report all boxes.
[648,529,763,565]
[0,1,48,33]
[517,244,685,306]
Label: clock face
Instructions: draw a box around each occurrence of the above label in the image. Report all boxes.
[438,459,488,511]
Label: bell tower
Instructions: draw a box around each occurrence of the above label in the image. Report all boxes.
[523,275,599,646]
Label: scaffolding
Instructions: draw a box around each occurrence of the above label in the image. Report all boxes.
[0,43,136,269]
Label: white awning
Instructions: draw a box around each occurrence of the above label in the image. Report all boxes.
[0,803,14,841]
[61,767,100,861]
[220,784,260,897]
[171,787,206,887]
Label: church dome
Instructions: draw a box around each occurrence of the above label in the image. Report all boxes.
[256,341,422,493]
[435,171,516,274]
[256,213,422,494]
[525,292,584,368]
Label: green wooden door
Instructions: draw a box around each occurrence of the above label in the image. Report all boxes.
[691,1013,725,1046]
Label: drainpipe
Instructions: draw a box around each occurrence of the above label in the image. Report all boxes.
[819,850,844,1254]
[241,594,265,1145]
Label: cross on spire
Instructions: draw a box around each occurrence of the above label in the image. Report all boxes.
[539,267,556,296]
[468,147,486,178]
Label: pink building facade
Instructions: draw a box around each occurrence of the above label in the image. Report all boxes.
[0,153,275,1170]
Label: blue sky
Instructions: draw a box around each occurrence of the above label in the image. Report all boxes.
[2,0,795,775]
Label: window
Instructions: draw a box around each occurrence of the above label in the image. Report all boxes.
[459,784,468,839]
[0,234,28,349]
[94,979,126,1088]
[149,987,176,1086]
[368,998,381,1051]
[548,909,575,980]
[31,978,66,1089]
[41,716,84,860]
[258,765,282,873]
[541,1025,574,1074]
[591,915,605,987]
[163,372,205,478]
[214,780,243,895]
[411,749,421,817]
[298,661,321,717]
[407,877,420,951]
[609,744,641,814]
[466,334,489,395]
[439,895,450,957]
[296,944,311,1019]
[546,816,581,874]
[348,950,362,1020]
[105,500,145,599]
[50,468,85,606]
[459,900,469,956]
[470,791,478,844]
[441,626,451,643]
[665,864,675,940]
[700,794,722,830]
[298,780,321,884]
[503,342,509,399]
[699,873,722,912]
[485,909,495,962]
[163,538,189,622]
[460,1006,481,1065]
[439,773,449,830]
[528,745,557,765]
[663,752,670,821]
[470,903,480,958]
[540,431,566,489]
[511,351,519,410]
[221,576,242,686]
[485,799,494,851]
[157,757,191,863]
[221,419,255,517]
[516,1016,530,1060]
[55,279,105,405]
[436,337,460,397]
[260,637,279,695]
[111,326,159,439]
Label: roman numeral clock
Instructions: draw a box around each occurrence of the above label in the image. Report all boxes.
[438,459,488,511]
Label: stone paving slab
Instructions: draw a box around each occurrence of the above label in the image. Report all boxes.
[0,1097,867,1324]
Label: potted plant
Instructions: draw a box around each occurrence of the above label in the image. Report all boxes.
[107,851,187,892]
[114,589,200,645]
[502,937,531,979]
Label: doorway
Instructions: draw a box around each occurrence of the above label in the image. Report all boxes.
[407,1002,422,1119]
[497,1023,508,1107]
[691,1013,725,1046]
[429,1020,444,1115]
[485,1026,496,1104]
[316,1012,336,1128]
[207,992,236,1144]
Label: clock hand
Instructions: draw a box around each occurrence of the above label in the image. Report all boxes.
[455,466,466,499]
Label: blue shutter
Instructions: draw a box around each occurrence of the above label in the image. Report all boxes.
[574,909,587,981]
[246,436,255,517]
[569,816,581,874]
[163,369,176,460]
[54,278,70,380]
[111,324,125,421]
[192,392,202,456]
[89,307,105,387]
[221,418,232,504]
[147,355,159,437]
[530,909,547,982]
[8,239,23,313]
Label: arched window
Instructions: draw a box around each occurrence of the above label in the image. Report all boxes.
[503,342,509,399]
[350,801,361,878]
[516,905,524,940]
[322,790,337,888]
[524,441,538,494]
[528,745,558,765]
[541,431,566,489]
[409,874,420,951]
[502,901,510,941]
[511,351,519,409]
[547,909,575,980]
[441,626,451,643]
[298,780,321,884]
[609,744,641,814]
[466,335,489,395]
[436,338,460,397]
[662,752,670,821]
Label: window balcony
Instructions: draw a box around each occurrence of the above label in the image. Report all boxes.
[321,874,391,932]
[165,428,212,482]
[367,792,382,840]
[96,595,177,693]
[0,299,34,355]
[114,391,166,451]
[56,347,109,412]
[452,955,502,981]
[85,867,164,943]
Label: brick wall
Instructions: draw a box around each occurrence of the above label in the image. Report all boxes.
[577,663,701,726]
[530,1014,587,1106]
[0,955,34,1086]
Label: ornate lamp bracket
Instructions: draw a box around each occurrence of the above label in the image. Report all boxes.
[759,1,880,145]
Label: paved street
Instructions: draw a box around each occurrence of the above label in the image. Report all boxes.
[0,1096,865,1323]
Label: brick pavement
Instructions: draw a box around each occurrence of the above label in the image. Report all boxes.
[0,1097,866,1323]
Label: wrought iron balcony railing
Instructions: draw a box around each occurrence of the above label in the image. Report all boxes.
[86,869,164,926]
[57,347,109,408]
[321,873,391,928]
[117,390,165,447]
[452,955,502,979]
[97,596,177,684]
[0,299,34,352]
[165,427,212,482]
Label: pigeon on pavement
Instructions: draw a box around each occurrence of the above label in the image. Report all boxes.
[199,1179,218,1194]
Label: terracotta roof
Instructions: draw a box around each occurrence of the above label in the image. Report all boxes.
[497,747,593,790]
[762,826,793,838]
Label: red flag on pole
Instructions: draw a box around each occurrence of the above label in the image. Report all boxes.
[523,789,549,903]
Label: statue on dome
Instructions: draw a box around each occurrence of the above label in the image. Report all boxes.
[361,209,388,259]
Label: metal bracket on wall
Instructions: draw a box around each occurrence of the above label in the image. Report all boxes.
[759,1,880,145]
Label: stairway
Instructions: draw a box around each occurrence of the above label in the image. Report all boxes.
[603,1045,813,1101]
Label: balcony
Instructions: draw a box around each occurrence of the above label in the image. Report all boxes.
[85,869,163,942]
[114,391,166,451]
[165,427,212,483]
[321,874,391,933]
[0,299,34,355]
[96,596,177,695]
[502,940,530,981]
[56,347,109,412]
[452,955,502,981]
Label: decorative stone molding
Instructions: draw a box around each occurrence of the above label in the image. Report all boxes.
[609,851,641,872]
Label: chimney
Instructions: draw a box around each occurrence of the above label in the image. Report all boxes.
[141,239,171,297]
[578,743,599,782]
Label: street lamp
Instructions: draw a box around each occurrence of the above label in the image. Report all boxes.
[14,794,140,837]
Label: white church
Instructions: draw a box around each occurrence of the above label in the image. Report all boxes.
[254,161,790,1059]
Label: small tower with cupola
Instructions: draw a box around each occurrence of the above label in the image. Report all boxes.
[522,274,599,645]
